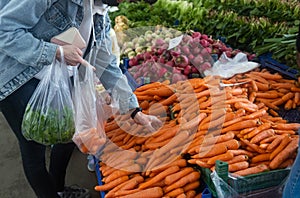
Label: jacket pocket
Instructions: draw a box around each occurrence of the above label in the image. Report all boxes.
[45,2,72,31]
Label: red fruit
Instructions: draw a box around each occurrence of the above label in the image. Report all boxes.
[188,54,195,60]
[201,34,208,40]
[192,32,201,39]
[192,47,201,55]
[192,55,204,66]
[200,39,209,48]
[181,45,190,55]
[129,57,138,67]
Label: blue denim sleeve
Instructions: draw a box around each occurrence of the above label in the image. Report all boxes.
[89,17,139,114]
[0,0,57,68]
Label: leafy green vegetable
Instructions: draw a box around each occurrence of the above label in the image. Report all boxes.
[22,105,75,145]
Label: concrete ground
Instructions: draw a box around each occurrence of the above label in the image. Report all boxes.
[0,112,100,198]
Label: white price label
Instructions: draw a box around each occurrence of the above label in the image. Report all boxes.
[168,35,183,50]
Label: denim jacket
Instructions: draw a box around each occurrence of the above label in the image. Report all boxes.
[0,0,138,112]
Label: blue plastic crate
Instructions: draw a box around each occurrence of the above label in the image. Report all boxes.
[258,53,299,80]
[94,157,106,198]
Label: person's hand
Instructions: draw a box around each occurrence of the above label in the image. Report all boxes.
[56,45,84,66]
[133,111,163,132]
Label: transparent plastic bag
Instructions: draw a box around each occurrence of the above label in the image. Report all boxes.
[72,63,107,155]
[204,52,260,78]
[21,47,75,145]
[211,171,240,198]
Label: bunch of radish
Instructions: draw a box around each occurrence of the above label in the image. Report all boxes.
[121,28,255,84]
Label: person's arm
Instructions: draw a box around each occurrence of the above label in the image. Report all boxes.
[0,0,84,67]
[0,0,57,68]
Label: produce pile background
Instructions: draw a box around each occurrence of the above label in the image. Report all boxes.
[93,68,300,197]
[110,0,300,71]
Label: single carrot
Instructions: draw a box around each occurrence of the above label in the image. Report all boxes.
[119,187,164,198]
[284,99,294,110]
[234,102,258,112]
[186,190,197,198]
[273,123,300,131]
[243,109,267,120]
[195,160,212,168]
[207,151,234,165]
[94,175,129,191]
[245,122,272,139]
[245,73,269,84]
[164,171,201,193]
[250,129,275,144]
[259,143,269,149]
[256,98,279,110]
[260,135,277,144]
[183,181,200,192]
[196,143,228,158]
[269,138,299,169]
[268,109,279,117]
[233,164,269,176]
[164,167,194,185]
[139,165,180,189]
[201,131,235,146]
[226,155,249,164]
[221,139,240,150]
[251,153,271,163]
[228,161,249,172]
[240,139,265,154]
[278,158,295,169]
[275,130,296,135]
[103,169,131,183]
[240,127,255,135]
[270,136,292,160]
[266,135,285,152]
[150,158,187,174]
[221,119,258,133]
[228,149,254,157]
[255,81,269,91]
[272,92,294,106]
[165,188,185,197]
[255,92,279,99]
[252,71,282,80]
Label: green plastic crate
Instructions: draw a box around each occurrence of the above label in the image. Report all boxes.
[199,160,290,197]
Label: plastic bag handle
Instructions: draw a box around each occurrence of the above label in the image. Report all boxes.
[58,46,65,64]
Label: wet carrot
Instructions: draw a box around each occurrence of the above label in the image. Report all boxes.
[243,109,267,120]
[222,119,258,133]
[269,137,299,169]
[233,164,269,176]
[120,187,164,198]
[196,142,228,158]
[195,160,212,168]
[260,135,277,144]
[251,153,271,163]
[207,151,234,165]
[245,122,272,139]
[240,139,265,154]
[229,161,249,172]
[165,188,184,197]
[139,165,180,189]
[284,99,293,110]
[164,167,194,185]
[268,109,279,117]
[273,123,300,131]
[228,149,254,157]
[250,129,275,144]
[226,155,249,164]
[270,136,292,160]
[278,158,295,169]
[183,181,200,192]
[95,175,129,191]
[164,171,201,193]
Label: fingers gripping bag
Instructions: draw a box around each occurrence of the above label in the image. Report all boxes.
[72,62,107,155]
[21,47,75,145]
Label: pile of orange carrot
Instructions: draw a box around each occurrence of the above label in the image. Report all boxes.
[93,68,300,197]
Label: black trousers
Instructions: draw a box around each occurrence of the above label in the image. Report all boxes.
[0,78,75,198]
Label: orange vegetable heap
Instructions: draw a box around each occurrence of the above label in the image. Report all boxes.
[94,68,300,197]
